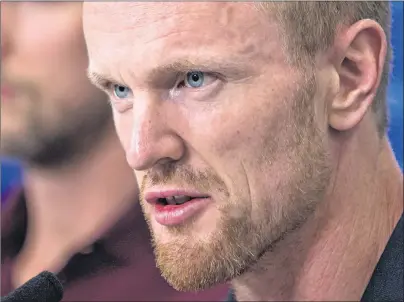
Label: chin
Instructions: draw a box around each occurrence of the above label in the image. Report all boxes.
[152,206,221,242]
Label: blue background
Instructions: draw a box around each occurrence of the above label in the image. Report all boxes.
[1,2,403,198]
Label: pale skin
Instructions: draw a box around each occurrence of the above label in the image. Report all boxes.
[83,3,403,301]
[1,2,137,287]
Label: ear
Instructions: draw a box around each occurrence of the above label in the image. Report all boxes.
[329,20,387,131]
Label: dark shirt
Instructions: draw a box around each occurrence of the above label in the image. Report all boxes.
[1,186,228,301]
[226,214,404,302]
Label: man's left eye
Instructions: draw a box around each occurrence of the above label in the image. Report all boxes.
[185,71,205,88]
[176,71,218,91]
[113,84,132,99]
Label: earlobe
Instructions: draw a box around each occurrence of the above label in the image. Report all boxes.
[329,20,387,132]
[329,89,370,131]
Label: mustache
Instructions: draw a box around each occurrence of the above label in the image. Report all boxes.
[140,163,228,196]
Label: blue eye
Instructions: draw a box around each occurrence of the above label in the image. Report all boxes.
[113,84,131,99]
[185,71,204,88]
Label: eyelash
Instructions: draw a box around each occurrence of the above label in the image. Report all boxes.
[95,79,113,92]
[176,79,187,89]
[100,71,222,95]
[98,81,128,106]
[177,72,221,88]
[101,81,128,98]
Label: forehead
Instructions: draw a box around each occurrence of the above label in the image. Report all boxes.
[84,2,261,31]
[84,2,277,78]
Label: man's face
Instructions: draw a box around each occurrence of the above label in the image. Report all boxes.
[84,3,332,291]
[1,2,110,166]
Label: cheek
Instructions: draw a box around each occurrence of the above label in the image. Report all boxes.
[205,94,298,200]
[187,104,267,203]
[205,101,281,159]
[113,112,133,154]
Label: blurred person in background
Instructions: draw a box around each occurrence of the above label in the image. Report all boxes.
[0,2,227,301]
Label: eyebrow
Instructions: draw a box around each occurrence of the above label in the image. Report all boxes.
[144,58,252,84]
[87,57,253,89]
[87,68,116,89]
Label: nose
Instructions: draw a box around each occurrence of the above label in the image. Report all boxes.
[126,100,185,171]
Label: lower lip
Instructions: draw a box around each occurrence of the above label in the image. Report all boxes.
[153,198,211,226]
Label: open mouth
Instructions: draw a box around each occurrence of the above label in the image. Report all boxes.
[157,195,205,206]
[145,190,210,208]
[145,190,212,225]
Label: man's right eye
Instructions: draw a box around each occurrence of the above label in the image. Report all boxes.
[113,84,132,99]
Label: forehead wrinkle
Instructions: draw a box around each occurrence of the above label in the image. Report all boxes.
[105,37,274,90]
[85,3,209,34]
[86,2,259,34]
[86,2,280,89]
[86,2,272,52]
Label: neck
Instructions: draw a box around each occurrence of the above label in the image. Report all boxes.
[232,133,403,301]
[13,133,137,286]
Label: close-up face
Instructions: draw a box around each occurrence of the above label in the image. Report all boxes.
[84,2,334,291]
[1,2,110,165]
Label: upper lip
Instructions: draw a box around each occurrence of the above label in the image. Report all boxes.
[144,189,210,205]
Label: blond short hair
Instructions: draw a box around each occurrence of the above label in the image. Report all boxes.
[259,2,392,135]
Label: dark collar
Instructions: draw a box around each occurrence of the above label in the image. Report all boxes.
[226,214,404,302]
[361,213,403,301]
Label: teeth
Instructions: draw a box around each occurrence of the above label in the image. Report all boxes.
[163,196,193,205]
[165,196,177,205]
[173,195,192,205]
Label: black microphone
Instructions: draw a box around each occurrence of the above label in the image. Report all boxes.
[1,271,64,302]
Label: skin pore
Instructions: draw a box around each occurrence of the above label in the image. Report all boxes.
[83,3,403,301]
[1,2,137,286]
